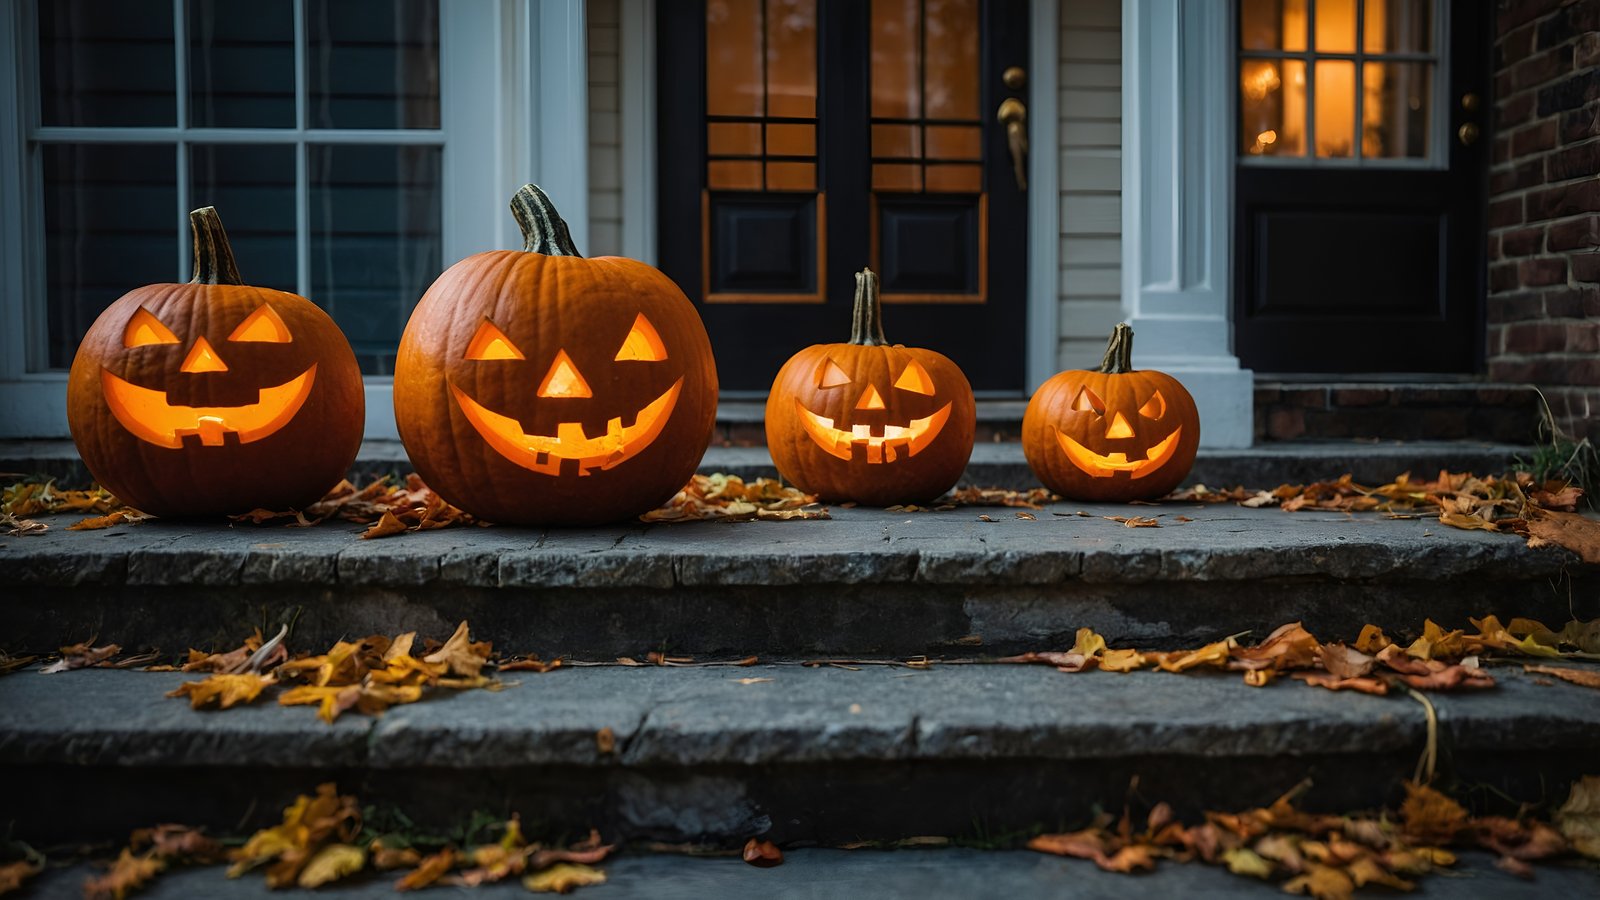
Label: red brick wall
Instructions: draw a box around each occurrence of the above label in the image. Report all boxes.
[1489,0,1600,440]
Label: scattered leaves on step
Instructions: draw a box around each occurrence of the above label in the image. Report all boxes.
[642,473,827,523]
[943,486,1057,509]
[1555,776,1600,859]
[1524,664,1600,689]
[2,480,121,517]
[741,838,784,868]
[38,638,122,674]
[1104,515,1160,528]
[0,512,46,536]
[524,863,607,893]
[166,673,274,710]
[0,859,40,896]
[229,783,362,888]
[83,848,165,900]
[82,825,221,899]
[394,848,455,890]
[68,509,154,531]
[297,843,366,888]
[0,653,39,677]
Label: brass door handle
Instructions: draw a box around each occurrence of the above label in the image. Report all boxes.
[997,97,1028,190]
[1458,122,1480,146]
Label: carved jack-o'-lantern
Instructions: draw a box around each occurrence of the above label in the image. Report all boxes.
[393,185,717,525]
[765,269,976,506]
[1022,323,1200,501]
[67,207,364,517]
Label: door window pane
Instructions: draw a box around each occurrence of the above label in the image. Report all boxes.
[1242,59,1305,156]
[1364,0,1431,54]
[870,0,920,119]
[1363,61,1431,158]
[189,144,297,292]
[1314,0,1357,53]
[1314,60,1355,158]
[1240,0,1306,52]
[309,145,442,375]
[44,144,178,368]
[870,0,985,193]
[922,0,979,120]
[38,0,175,126]
[765,0,817,118]
[307,0,440,129]
[189,0,295,128]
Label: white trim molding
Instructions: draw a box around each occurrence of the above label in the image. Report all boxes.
[619,0,657,264]
[1122,0,1253,448]
[1024,0,1060,392]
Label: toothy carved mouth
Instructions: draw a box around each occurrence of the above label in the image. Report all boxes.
[102,365,317,449]
[1055,426,1183,479]
[796,399,953,464]
[449,378,683,476]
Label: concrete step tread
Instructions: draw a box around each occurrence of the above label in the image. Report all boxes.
[4,664,1597,771]
[3,502,1572,591]
[29,849,1600,899]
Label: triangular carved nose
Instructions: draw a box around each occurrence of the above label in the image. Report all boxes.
[537,350,593,398]
[1105,411,1134,439]
[855,384,886,410]
[180,336,228,373]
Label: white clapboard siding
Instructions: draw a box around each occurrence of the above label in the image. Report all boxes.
[1057,0,1123,370]
[587,0,623,256]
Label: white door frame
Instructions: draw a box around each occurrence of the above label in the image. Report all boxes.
[618,0,1062,394]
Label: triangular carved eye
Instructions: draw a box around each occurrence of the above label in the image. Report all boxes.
[466,320,525,360]
[124,307,180,347]
[894,360,935,395]
[614,313,667,361]
[227,304,292,343]
[817,358,851,388]
[1072,386,1105,414]
[1139,390,1166,419]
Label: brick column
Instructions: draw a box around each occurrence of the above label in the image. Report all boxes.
[1488,0,1600,441]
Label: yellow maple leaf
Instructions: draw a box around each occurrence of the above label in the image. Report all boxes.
[423,621,492,678]
[524,862,607,893]
[1156,639,1231,673]
[1222,847,1273,878]
[1556,775,1600,859]
[1282,862,1354,900]
[279,684,362,724]
[297,844,365,888]
[1070,627,1107,660]
[1099,648,1147,672]
[166,674,273,710]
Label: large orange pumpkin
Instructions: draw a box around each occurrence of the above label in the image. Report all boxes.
[67,207,364,517]
[1022,323,1199,501]
[393,184,717,525]
[766,268,976,505]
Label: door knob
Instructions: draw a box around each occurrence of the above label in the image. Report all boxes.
[1458,122,1480,146]
[997,97,1028,190]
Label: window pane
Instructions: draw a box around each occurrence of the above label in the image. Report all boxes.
[1363,62,1431,158]
[189,0,295,127]
[705,0,763,117]
[44,144,177,369]
[1364,0,1432,54]
[708,122,762,156]
[309,145,441,374]
[189,145,297,292]
[307,0,440,129]
[871,0,920,119]
[923,0,979,120]
[1240,0,1307,52]
[1241,58,1305,156]
[765,0,817,118]
[38,0,175,126]
[1314,0,1358,53]
[1314,60,1356,157]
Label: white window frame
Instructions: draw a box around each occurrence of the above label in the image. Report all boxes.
[0,0,590,440]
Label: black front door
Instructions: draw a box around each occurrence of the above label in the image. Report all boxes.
[1233,0,1489,373]
[658,0,1030,394]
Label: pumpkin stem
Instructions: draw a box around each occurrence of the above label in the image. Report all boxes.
[1097,323,1136,374]
[849,268,888,346]
[510,184,583,257]
[188,207,244,286]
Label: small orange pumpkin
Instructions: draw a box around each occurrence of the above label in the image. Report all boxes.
[393,185,718,525]
[765,268,976,505]
[1022,323,1199,501]
[67,207,364,517]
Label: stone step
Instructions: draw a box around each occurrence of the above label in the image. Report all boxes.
[3,665,1598,847]
[0,438,1534,493]
[28,848,1600,899]
[4,504,1593,657]
[3,659,1600,845]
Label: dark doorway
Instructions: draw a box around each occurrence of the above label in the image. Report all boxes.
[1233,0,1490,373]
[658,0,1030,393]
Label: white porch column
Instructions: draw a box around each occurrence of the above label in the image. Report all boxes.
[526,0,590,250]
[1122,0,1253,448]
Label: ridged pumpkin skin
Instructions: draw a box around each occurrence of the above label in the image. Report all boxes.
[393,185,717,525]
[1022,324,1199,501]
[766,269,975,506]
[67,208,364,517]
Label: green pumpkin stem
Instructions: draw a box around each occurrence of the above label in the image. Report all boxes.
[510,184,583,257]
[188,207,244,286]
[849,268,888,346]
[1098,323,1136,374]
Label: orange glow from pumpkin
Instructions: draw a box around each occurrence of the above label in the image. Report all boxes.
[180,337,229,373]
[124,308,180,347]
[1104,412,1135,439]
[894,360,935,395]
[614,314,668,361]
[1139,390,1166,419]
[228,304,292,343]
[855,384,886,410]
[537,351,594,399]
[100,364,318,448]
[1054,425,1184,480]
[449,378,684,476]
[795,398,954,464]
[817,359,851,388]
[466,320,525,361]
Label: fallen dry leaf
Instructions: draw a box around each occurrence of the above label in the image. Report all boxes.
[39,640,121,674]
[944,486,1056,508]
[1401,782,1469,846]
[297,843,365,888]
[83,849,164,900]
[1292,671,1389,695]
[166,673,273,710]
[423,621,492,678]
[1520,508,1600,564]
[1104,515,1160,528]
[523,862,607,893]
[395,848,455,890]
[1555,775,1600,859]
[742,838,784,868]
[642,473,826,523]
[0,860,40,895]
[68,509,154,531]
[1320,644,1375,679]
[1522,664,1600,690]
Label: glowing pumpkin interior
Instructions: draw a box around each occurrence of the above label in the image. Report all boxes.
[1053,386,1183,479]
[796,357,953,464]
